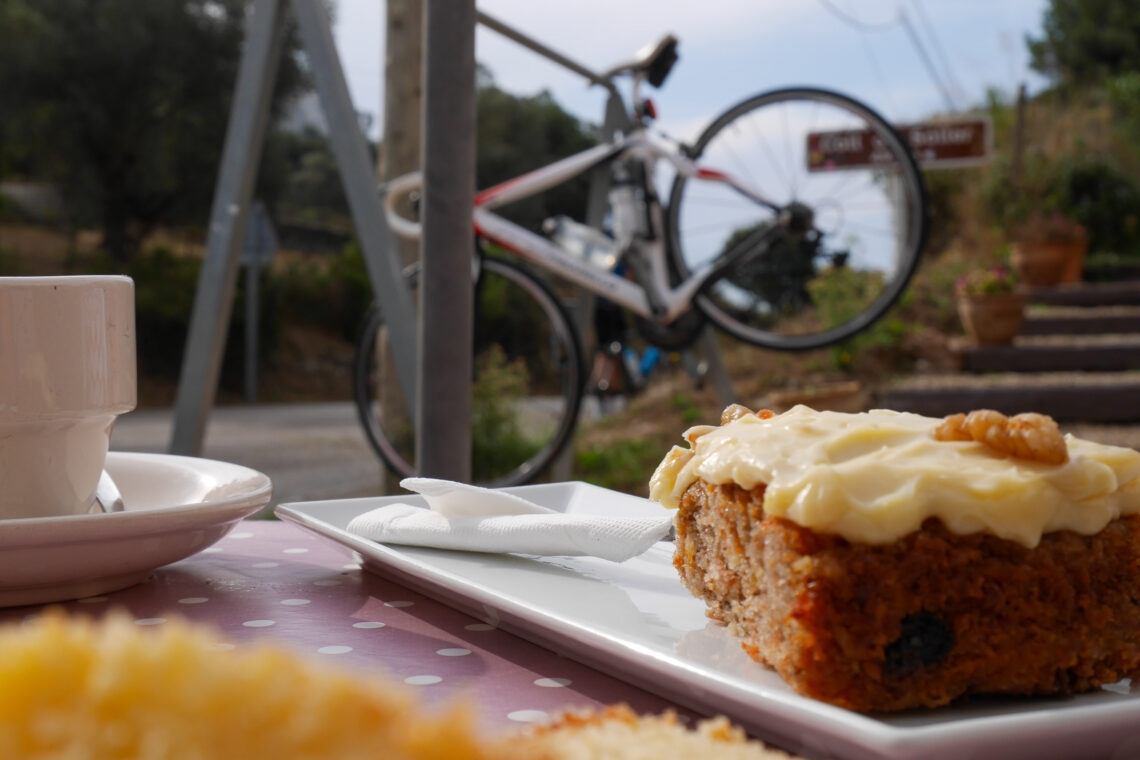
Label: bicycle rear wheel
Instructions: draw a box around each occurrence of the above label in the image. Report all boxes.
[353,255,585,488]
[667,87,927,351]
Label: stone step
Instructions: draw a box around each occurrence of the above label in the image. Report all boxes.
[877,371,1140,422]
[1021,305,1140,336]
[1082,260,1140,283]
[1025,281,1140,307]
[953,334,1140,373]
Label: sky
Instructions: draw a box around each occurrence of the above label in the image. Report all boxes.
[329,0,1052,143]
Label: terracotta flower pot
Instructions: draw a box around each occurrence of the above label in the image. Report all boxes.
[1058,237,1089,284]
[957,292,1026,345]
[1009,240,1072,287]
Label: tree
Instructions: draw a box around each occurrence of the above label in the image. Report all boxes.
[0,0,307,263]
[476,71,598,233]
[1027,0,1140,86]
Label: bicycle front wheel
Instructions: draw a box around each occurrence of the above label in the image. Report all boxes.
[353,256,585,488]
[667,87,928,351]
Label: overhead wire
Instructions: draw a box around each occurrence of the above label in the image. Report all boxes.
[815,0,961,114]
[897,8,958,112]
[815,0,898,31]
[907,0,968,107]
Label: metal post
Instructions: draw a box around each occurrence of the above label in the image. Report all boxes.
[416,0,476,480]
[172,0,422,455]
[170,0,286,455]
[290,0,419,413]
[244,258,259,402]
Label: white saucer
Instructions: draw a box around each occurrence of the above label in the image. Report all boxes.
[0,452,272,607]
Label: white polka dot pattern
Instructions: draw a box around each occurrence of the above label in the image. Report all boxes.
[134,618,166,626]
[404,675,442,685]
[507,710,549,723]
[0,521,680,735]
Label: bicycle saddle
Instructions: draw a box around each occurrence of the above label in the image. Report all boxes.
[599,34,679,87]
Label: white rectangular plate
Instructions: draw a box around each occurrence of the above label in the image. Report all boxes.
[276,481,1140,760]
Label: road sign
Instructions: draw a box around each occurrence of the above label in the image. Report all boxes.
[808,117,991,172]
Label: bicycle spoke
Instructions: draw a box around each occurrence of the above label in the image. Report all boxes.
[779,102,801,200]
[667,87,926,351]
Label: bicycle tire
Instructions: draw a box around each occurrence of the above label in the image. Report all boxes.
[666,87,928,351]
[353,255,585,488]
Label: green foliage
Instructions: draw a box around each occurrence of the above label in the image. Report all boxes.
[271,243,372,341]
[670,393,702,425]
[470,345,542,483]
[1054,157,1140,254]
[808,267,905,371]
[0,0,308,261]
[1028,0,1140,86]
[573,438,664,495]
[476,75,598,232]
[1108,72,1140,134]
[116,245,279,390]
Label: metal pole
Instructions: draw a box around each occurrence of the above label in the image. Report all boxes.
[170,0,286,454]
[417,0,476,480]
[476,10,616,94]
[289,0,419,413]
[244,257,259,403]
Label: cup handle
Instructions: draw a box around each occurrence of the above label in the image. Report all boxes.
[93,470,125,513]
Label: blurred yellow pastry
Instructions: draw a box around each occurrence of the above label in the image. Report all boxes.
[0,612,797,759]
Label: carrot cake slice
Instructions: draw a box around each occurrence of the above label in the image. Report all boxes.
[650,404,1140,711]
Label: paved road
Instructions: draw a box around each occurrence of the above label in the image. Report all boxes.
[110,402,387,511]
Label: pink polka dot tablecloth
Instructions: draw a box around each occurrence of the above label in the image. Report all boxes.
[0,519,688,731]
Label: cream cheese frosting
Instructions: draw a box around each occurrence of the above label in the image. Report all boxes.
[649,405,1140,547]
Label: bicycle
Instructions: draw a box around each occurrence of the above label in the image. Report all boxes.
[355,33,929,487]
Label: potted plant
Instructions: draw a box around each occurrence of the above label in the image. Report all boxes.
[956,264,1025,345]
[1009,210,1088,287]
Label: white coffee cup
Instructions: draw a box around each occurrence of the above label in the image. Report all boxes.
[0,275,137,519]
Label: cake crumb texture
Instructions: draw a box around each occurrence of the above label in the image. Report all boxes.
[520,704,797,760]
[674,480,1140,711]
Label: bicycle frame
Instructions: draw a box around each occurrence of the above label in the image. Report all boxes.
[382,127,785,324]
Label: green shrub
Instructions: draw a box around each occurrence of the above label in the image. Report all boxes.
[470,344,542,482]
[271,241,372,341]
[1055,157,1140,255]
[124,245,281,390]
[573,438,664,495]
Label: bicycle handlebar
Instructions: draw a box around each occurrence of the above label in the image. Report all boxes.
[380,171,425,240]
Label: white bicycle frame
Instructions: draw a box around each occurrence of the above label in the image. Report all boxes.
[382,127,782,324]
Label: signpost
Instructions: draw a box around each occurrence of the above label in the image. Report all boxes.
[240,201,277,403]
[808,117,992,171]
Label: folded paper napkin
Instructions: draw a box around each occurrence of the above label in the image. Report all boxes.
[345,477,674,563]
